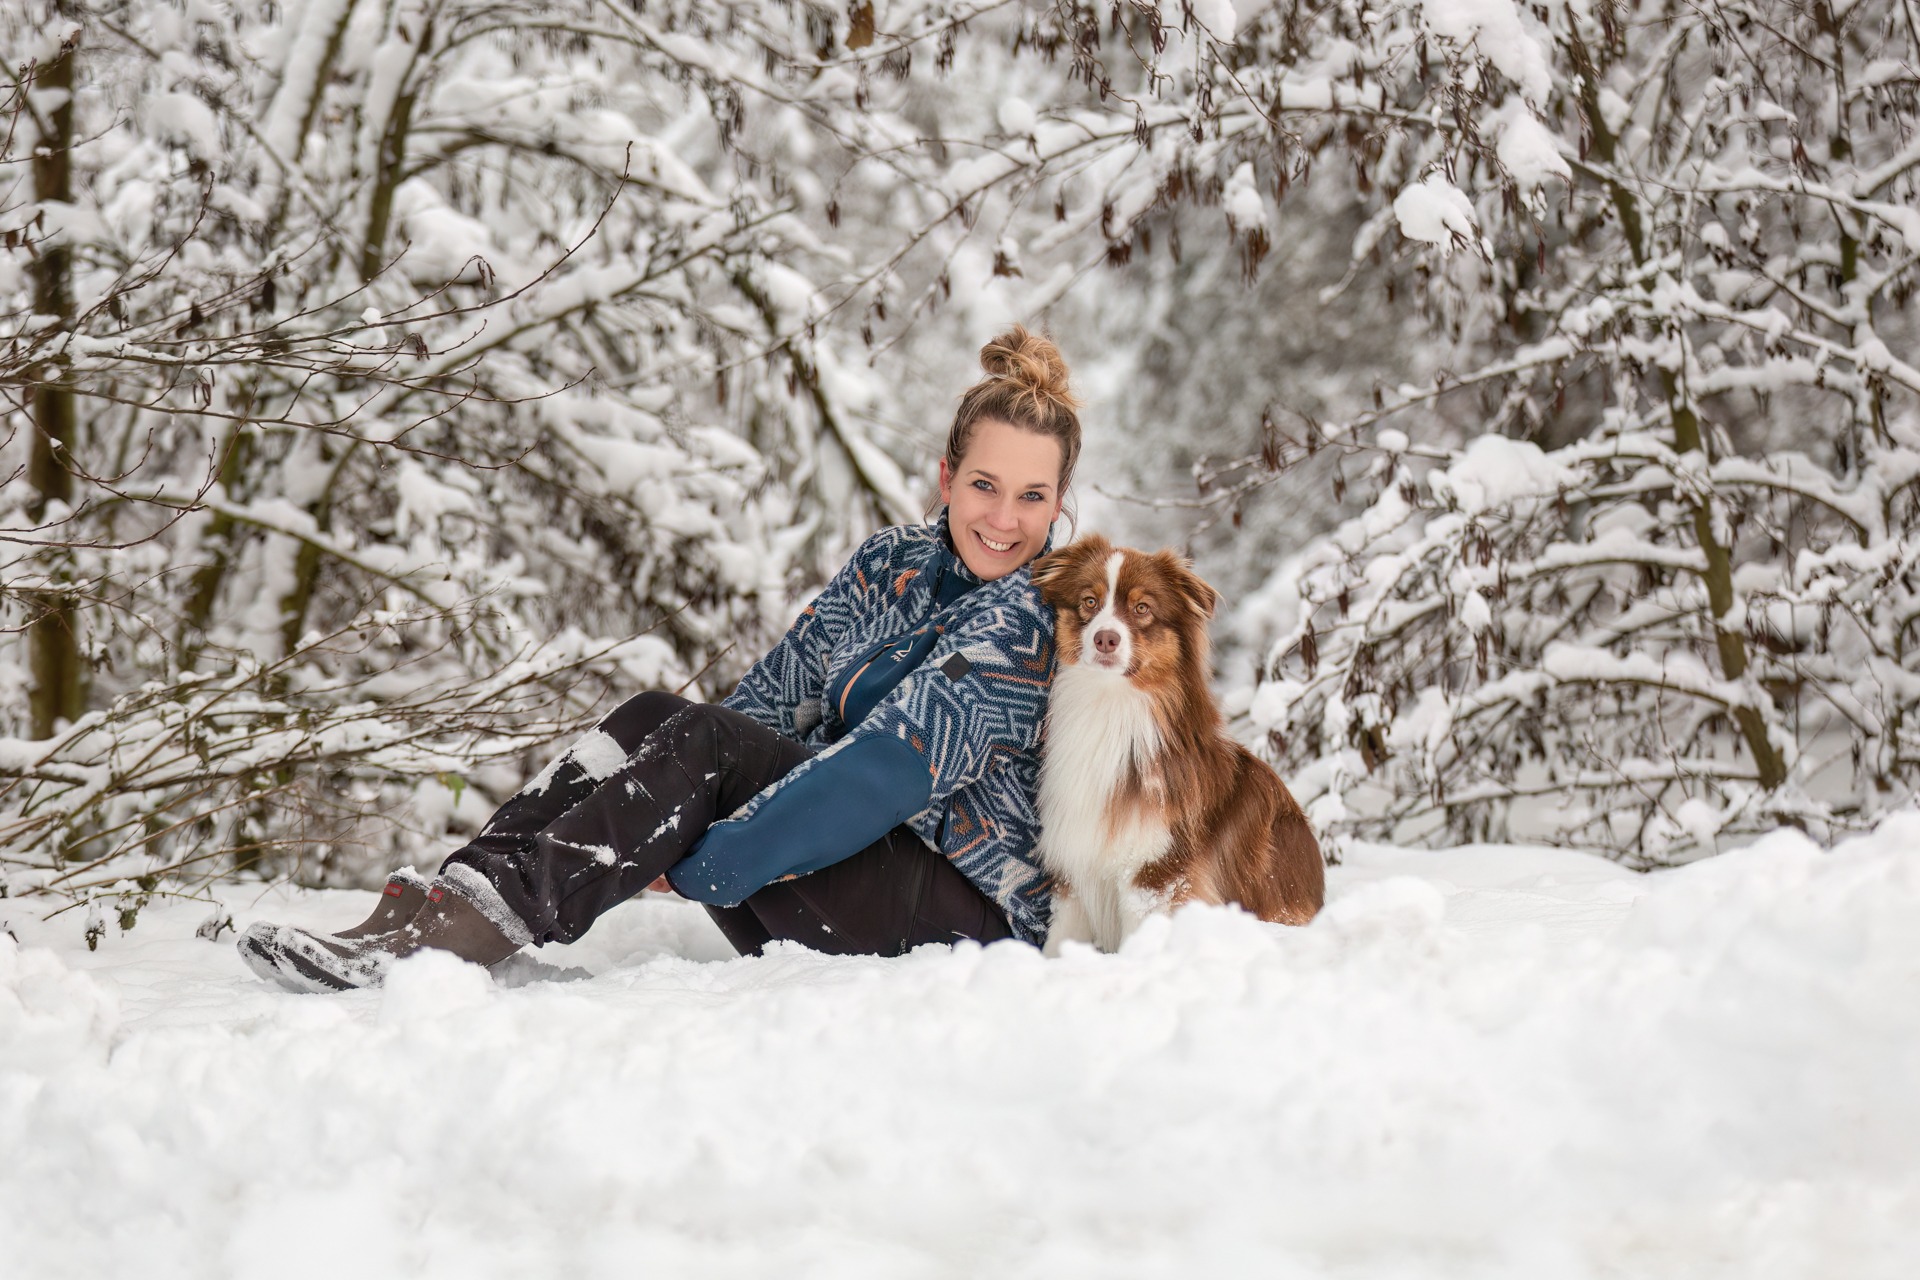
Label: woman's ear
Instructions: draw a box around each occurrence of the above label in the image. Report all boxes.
[938,458,953,507]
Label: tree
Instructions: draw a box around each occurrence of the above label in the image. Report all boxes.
[1023,0,1920,858]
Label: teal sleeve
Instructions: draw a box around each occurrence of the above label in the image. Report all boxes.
[664,735,933,905]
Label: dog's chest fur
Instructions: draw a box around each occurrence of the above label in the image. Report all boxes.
[1037,664,1173,945]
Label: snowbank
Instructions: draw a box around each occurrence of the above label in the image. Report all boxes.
[4,822,1917,1278]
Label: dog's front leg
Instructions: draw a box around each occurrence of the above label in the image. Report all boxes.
[1043,887,1094,957]
[1112,884,1171,951]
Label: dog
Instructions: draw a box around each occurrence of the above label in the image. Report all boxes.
[1029,535,1324,953]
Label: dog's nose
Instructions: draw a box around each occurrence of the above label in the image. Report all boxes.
[1093,629,1120,655]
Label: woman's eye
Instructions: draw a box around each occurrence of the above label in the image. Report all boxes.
[972,479,994,493]
[1020,491,1045,502]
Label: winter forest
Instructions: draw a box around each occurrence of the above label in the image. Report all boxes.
[6,0,1920,1274]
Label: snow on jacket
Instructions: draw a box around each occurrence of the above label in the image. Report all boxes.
[664,517,1057,944]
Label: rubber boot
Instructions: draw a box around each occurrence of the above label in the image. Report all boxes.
[239,871,529,994]
[334,868,432,939]
[236,868,431,990]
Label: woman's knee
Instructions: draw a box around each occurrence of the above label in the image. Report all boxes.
[598,689,694,749]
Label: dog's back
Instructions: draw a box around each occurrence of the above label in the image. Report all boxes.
[1032,536,1324,948]
[1159,738,1323,925]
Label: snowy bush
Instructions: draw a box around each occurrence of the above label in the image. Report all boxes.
[1180,0,1920,857]
[0,0,919,908]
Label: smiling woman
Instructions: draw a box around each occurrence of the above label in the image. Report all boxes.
[239,328,1087,990]
[937,329,1083,579]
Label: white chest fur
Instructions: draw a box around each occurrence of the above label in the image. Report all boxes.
[1037,664,1172,951]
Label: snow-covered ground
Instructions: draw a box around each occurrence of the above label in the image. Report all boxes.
[4,821,1918,1279]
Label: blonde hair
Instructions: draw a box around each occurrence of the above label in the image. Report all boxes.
[943,325,1083,501]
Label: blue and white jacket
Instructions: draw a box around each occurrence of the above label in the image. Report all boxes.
[664,517,1057,944]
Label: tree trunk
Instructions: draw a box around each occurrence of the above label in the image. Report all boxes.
[25,14,87,739]
[1567,25,1788,792]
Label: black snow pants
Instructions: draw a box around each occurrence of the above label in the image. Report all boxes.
[440,691,1015,956]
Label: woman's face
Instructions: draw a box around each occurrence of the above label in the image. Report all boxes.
[938,418,1066,581]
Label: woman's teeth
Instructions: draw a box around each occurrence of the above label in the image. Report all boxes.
[977,531,1015,553]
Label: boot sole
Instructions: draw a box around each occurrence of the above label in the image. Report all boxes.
[237,925,372,994]
[278,926,391,992]
[236,928,335,994]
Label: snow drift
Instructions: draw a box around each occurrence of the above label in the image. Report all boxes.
[4,819,1917,1278]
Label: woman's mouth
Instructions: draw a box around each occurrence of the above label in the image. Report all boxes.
[974,529,1018,556]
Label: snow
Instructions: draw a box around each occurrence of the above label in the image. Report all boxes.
[1392,173,1477,248]
[260,0,355,162]
[1596,86,1632,135]
[393,182,497,284]
[1187,0,1238,43]
[1416,0,1553,102]
[1494,104,1570,192]
[5,823,1918,1277]
[995,96,1036,137]
[1222,162,1267,235]
[567,728,631,782]
[1429,432,1574,513]
[148,92,222,160]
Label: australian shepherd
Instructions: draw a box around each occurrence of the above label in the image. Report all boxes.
[1029,535,1324,953]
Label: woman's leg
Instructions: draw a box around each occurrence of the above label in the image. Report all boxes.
[704,904,777,956]
[448,701,813,945]
[710,828,1015,957]
[236,690,710,991]
[441,688,697,888]
[242,698,810,991]
[455,697,1014,957]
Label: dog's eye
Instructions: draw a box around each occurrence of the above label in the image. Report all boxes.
[1081,595,1098,612]
[1133,602,1151,618]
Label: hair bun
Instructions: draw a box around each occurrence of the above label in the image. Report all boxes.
[979,325,1083,411]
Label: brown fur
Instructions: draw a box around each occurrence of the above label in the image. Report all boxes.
[1031,535,1325,926]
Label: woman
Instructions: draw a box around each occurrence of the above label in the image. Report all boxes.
[240,327,1082,991]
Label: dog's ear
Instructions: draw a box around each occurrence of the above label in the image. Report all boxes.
[1155,552,1220,621]
[1030,534,1109,605]
[1028,550,1072,603]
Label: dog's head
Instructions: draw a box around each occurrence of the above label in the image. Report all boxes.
[1031,535,1221,679]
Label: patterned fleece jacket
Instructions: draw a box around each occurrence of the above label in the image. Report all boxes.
[664,518,1057,944]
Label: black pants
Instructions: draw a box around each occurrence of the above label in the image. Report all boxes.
[441,692,1014,956]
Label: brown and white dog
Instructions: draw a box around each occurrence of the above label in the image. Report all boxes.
[1030,535,1324,953]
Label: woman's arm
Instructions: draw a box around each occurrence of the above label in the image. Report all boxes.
[720,528,906,739]
[668,590,1053,904]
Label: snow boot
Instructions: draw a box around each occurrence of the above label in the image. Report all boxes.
[239,869,530,994]
[334,867,432,939]
[234,868,431,990]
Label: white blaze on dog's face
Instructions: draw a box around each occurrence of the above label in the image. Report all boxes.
[1081,551,1133,671]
